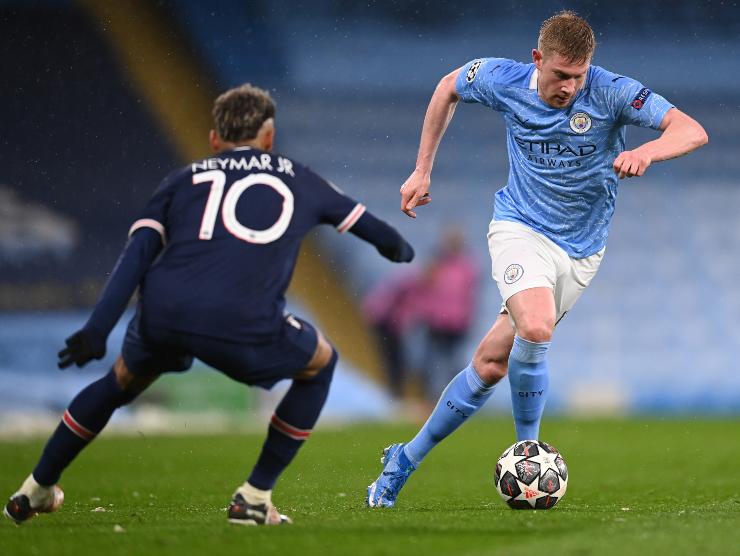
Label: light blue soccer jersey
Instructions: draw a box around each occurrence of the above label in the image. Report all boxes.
[455,58,674,258]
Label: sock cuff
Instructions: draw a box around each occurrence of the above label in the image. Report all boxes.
[464,364,496,395]
[401,445,421,468]
[510,336,551,364]
[22,474,54,507]
[240,481,272,506]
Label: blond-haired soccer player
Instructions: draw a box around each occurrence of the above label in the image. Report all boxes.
[367,10,707,507]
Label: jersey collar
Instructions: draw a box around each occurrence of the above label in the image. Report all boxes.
[529,66,591,110]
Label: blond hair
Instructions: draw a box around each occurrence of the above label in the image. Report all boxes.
[212,83,276,142]
[538,10,596,64]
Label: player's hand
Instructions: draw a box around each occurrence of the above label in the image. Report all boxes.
[58,329,106,369]
[377,239,415,263]
[400,170,432,218]
[613,149,652,179]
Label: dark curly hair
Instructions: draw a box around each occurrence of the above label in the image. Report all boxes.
[212,83,276,142]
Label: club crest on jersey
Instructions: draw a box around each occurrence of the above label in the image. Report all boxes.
[466,60,482,83]
[631,87,652,110]
[504,264,524,284]
[569,112,592,134]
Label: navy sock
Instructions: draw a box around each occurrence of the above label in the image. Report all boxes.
[508,336,550,441]
[33,369,138,486]
[248,350,337,491]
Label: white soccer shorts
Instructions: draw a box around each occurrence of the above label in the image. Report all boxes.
[487,220,604,322]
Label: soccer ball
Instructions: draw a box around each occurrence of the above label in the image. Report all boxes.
[494,440,568,510]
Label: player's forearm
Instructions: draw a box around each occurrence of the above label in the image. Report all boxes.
[415,70,460,175]
[636,115,708,163]
[349,212,414,262]
[84,229,162,340]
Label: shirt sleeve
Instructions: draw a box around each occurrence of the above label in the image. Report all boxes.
[83,229,163,341]
[303,169,367,233]
[611,77,674,130]
[128,168,184,243]
[455,57,508,111]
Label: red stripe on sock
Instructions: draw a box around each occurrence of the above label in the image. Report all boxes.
[62,410,96,441]
[270,414,311,441]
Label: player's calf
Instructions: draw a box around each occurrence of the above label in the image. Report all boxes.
[229,350,337,525]
[472,353,509,384]
[367,364,496,508]
[33,364,149,487]
[472,313,516,384]
[508,336,551,441]
[246,349,338,494]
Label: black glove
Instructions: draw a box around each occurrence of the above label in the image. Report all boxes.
[378,240,415,263]
[58,329,106,369]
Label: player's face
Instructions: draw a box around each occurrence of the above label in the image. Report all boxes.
[532,49,590,109]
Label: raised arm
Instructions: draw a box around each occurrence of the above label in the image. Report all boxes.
[613,108,709,179]
[349,211,414,263]
[305,169,415,263]
[401,67,462,218]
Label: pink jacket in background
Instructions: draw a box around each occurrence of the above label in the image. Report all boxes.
[362,270,424,335]
[420,252,479,334]
[363,250,479,336]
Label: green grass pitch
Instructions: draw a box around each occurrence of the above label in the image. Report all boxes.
[1,418,739,555]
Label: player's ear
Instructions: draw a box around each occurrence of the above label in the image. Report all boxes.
[209,129,221,152]
[264,128,274,152]
[532,49,543,69]
[260,118,275,152]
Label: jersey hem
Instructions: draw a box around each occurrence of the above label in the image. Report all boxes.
[491,215,606,259]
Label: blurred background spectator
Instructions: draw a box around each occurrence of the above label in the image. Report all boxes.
[363,227,479,403]
[363,268,423,400]
[417,227,480,403]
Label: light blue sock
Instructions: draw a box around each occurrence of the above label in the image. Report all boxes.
[404,364,495,466]
[508,336,551,441]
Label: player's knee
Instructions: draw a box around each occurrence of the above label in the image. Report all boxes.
[295,347,338,385]
[113,357,154,402]
[304,334,334,372]
[314,348,338,385]
[515,321,554,343]
[113,357,135,390]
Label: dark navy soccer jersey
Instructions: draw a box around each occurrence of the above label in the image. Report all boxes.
[128,146,368,342]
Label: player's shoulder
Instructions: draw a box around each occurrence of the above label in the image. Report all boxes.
[156,164,192,190]
[468,57,534,88]
[587,64,642,91]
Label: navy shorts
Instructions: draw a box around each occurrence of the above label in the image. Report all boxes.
[121,310,319,389]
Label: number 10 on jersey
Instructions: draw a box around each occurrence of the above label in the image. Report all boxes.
[193,170,295,244]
